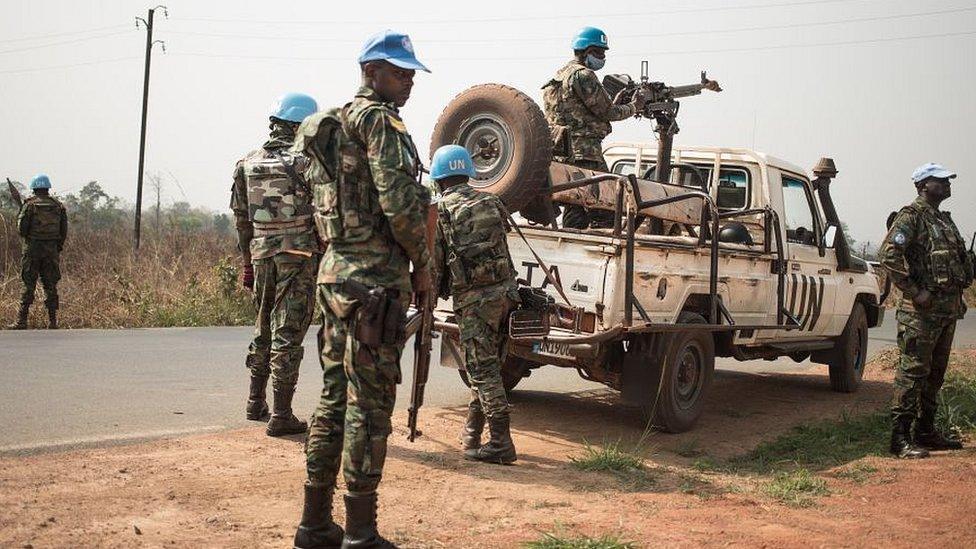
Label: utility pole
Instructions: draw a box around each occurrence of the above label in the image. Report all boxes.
[133,6,167,252]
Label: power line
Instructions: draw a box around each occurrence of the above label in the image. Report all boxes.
[0,56,140,75]
[161,6,976,45]
[0,30,132,55]
[0,23,130,44]
[169,0,872,26]
[167,28,976,63]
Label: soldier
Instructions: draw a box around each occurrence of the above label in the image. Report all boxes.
[879,162,974,458]
[293,31,431,549]
[9,174,67,330]
[230,92,321,437]
[429,145,520,465]
[543,26,645,229]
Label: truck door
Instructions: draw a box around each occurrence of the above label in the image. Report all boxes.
[772,169,839,338]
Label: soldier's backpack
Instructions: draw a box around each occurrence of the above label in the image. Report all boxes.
[241,148,314,236]
[26,196,63,240]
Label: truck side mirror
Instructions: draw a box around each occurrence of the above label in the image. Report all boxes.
[823,225,838,249]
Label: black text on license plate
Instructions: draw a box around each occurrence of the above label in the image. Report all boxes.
[533,341,573,359]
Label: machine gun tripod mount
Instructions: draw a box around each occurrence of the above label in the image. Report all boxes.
[603,61,722,185]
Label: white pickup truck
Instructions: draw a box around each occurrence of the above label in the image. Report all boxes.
[428,85,883,432]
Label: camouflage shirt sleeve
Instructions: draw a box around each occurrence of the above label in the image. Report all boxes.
[879,208,921,298]
[571,68,636,122]
[230,159,253,263]
[360,108,431,271]
[17,202,31,238]
[58,202,68,246]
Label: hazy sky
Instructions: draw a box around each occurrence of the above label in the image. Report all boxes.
[2,0,974,245]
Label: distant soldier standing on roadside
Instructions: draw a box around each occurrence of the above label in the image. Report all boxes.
[293,31,432,549]
[9,174,67,330]
[543,26,645,229]
[429,145,520,465]
[879,163,975,458]
[230,93,321,437]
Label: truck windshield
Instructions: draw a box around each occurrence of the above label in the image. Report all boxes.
[611,160,750,211]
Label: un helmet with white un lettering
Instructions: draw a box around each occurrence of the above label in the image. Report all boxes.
[430,145,476,181]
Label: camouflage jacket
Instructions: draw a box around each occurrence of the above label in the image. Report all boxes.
[230,125,320,262]
[543,59,636,163]
[18,194,67,244]
[309,86,430,294]
[433,184,518,310]
[879,196,974,319]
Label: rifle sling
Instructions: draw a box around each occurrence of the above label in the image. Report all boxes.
[271,150,312,195]
[502,207,574,308]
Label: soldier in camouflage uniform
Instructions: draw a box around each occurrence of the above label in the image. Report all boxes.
[292,31,431,549]
[9,174,67,330]
[429,145,520,465]
[879,163,975,459]
[230,92,321,437]
[543,26,644,229]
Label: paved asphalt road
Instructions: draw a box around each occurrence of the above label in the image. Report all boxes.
[1,312,974,454]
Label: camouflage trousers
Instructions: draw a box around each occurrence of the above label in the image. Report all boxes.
[458,294,515,419]
[557,156,614,230]
[305,283,405,493]
[246,253,317,388]
[20,240,61,310]
[891,309,957,427]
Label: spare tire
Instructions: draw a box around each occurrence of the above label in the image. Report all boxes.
[430,84,552,214]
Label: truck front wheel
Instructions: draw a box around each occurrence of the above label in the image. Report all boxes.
[641,312,716,433]
[827,302,868,393]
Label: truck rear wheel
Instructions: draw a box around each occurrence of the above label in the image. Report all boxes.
[430,84,552,215]
[641,312,716,433]
[828,302,867,393]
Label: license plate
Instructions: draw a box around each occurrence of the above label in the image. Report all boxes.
[533,340,574,360]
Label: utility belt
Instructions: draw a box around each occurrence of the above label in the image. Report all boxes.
[340,278,405,347]
[253,215,314,237]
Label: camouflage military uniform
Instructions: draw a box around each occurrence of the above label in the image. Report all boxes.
[230,123,321,391]
[433,184,519,420]
[880,196,974,431]
[17,194,67,314]
[543,59,637,228]
[301,86,430,493]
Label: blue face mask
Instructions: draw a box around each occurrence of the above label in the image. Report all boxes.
[584,53,605,71]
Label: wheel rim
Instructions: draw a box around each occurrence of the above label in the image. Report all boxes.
[457,113,514,188]
[853,325,866,377]
[673,342,705,410]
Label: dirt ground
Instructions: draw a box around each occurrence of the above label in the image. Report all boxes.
[3,353,976,548]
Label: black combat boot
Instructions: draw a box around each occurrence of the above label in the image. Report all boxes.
[889,418,929,459]
[246,375,270,421]
[461,402,485,451]
[8,304,29,330]
[915,415,963,451]
[341,492,397,549]
[266,384,308,437]
[464,414,517,465]
[293,482,344,549]
[47,308,58,330]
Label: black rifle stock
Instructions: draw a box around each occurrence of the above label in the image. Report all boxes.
[407,203,438,442]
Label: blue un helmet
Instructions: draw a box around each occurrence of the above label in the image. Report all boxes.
[30,174,52,190]
[358,30,430,72]
[270,93,318,123]
[430,145,476,181]
[572,26,609,51]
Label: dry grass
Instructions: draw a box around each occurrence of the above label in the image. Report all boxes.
[0,213,253,329]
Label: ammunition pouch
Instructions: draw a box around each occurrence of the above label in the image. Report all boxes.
[252,215,314,237]
[509,287,554,339]
[341,279,405,347]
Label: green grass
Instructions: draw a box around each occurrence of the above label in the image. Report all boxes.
[673,438,703,458]
[762,469,829,508]
[523,531,636,549]
[833,462,878,484]
[570,440,645,473]
[569,440,654,491]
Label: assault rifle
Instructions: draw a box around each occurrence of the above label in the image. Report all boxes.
[406,202,439,442]
[6,178,23,209]
[603,61,721,185]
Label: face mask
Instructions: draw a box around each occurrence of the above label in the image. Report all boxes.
[584,53,605,71]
